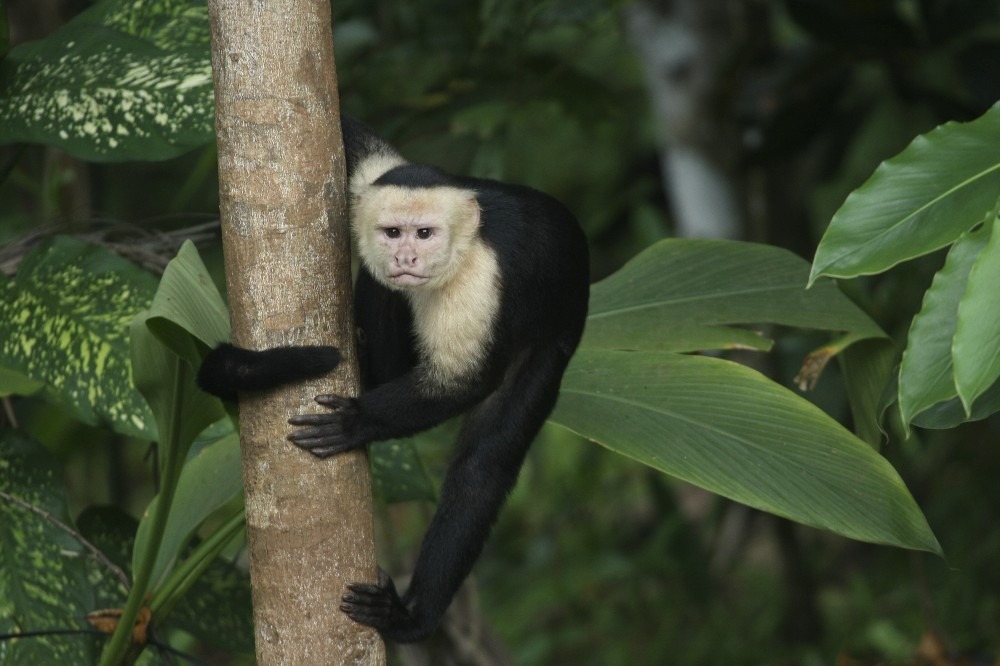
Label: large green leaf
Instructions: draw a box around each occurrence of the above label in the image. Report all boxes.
[0,431,100,663]
[130,242,226,461]
[810,103,1000,282]
[552,350,940,554]
[584,239,884,354]
[135,432,241,588]
[143,240,230,363]
[897,225,990,428]
[953,217,1000,412]
[0,0,214,161]
[0,236,157,439]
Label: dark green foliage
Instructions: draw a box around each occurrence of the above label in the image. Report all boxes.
[0,431,103,664]
[1,0,998,662]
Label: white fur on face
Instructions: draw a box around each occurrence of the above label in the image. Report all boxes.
[353,183,501,385]
[353,184,482,291]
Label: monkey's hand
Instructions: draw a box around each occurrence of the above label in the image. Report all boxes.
[286,394,363,457]
[341,569,429,643]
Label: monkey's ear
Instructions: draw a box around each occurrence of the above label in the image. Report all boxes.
[463,194,482,227]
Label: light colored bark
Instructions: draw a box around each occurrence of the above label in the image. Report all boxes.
[207,1,385,662]
[626,0,743,239]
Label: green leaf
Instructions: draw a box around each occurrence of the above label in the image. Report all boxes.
[130,312,221,460]
[0,367,45,397]
[371,436,438,503]
[0,431,100,662]
[371,445,434,503]
[897,225,990,428]
[552,350,941,554]
[953,217,1000,412]
[144,240,231,363]
[840,338,897,447]
[76,505,137,608]
[169,554,253,654]
[135,432,242,588]
[911,378,1000,429]
[810,103,1000,282]
[127,278,227,618]
[113,305,225,663]
[0,236,157,439]
[584,239,884,354]
[0,0,214,161]
[130,242,227,461]
[129,241,237,584]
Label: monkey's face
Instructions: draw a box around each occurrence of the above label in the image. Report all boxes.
[375,219,446,287]
[354,186,481,291]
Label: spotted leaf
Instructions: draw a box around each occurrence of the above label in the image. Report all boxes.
[0,236,157,439]
[0,431,101,662]
[0,0,214,161]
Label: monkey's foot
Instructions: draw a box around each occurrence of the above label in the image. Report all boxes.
[341,570,431,643]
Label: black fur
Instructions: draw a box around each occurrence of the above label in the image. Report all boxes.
[341,115,396,178]
[197,343,341,401]
[198,116,589,643]
[373,163,454,189]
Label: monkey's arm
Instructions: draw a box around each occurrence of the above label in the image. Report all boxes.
[340,345,570,642]
[286,370,493,457]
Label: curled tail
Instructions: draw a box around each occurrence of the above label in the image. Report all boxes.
[197,343,342,401]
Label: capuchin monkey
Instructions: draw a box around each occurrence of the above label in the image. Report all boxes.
[197,116,589,643]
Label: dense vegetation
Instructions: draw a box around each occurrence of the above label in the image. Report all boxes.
[1,0,998,663]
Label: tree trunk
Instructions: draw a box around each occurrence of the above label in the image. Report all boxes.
[206,1,385,662]
[626,0,745,240]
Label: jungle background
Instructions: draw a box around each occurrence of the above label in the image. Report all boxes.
[2,0,999,664]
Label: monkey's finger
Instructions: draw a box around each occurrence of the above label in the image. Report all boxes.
[341,603,390,627]
[304,445,343,458]
[287,428,347,449]
[315,394,352,408]
[288,433,341,448]
[287,424,342,441]
[346,582,387,597]
[288,413,336,426]
[342,592,392,609]
[288,434,357,456]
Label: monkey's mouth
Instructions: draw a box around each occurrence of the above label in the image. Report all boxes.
[388,272,430,286]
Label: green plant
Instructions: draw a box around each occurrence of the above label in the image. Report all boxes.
[0,0,953,661]
[811,103,1000,432]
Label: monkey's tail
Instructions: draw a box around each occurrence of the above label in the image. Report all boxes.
[197,343,342,402]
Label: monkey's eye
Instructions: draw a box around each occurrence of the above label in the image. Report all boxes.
[416,228,434,240]
[384,227,401,239]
